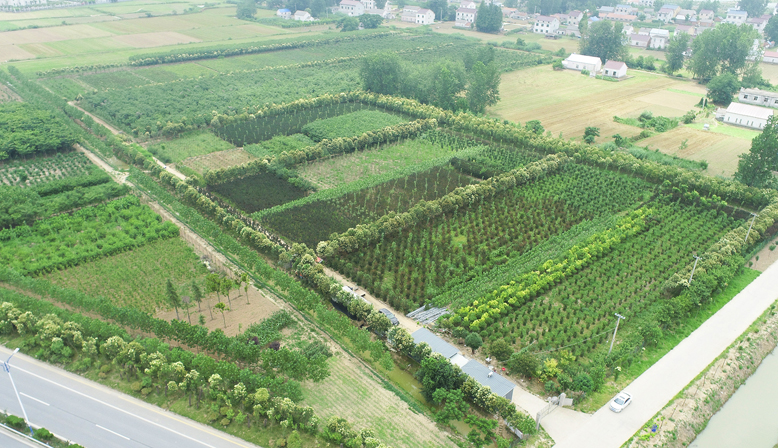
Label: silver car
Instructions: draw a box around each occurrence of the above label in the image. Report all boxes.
[609,392,632,413]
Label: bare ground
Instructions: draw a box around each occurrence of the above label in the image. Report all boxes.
[627,302,778,447]
[179,148,257,174]
[749,236,778,272]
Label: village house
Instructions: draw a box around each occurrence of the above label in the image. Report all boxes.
[720,102,773,129]
[563,53,602,72]
[401,6,419,22]
[763,50,778,64]
[649,28,669,49]
[724,8,747,25]
[639,0,654,6]
[293,10,314,21]
[567,10,584,26]
[361,0,376,9]
[623,24,634,34]
[415,8,435,24]
[552,12,569,23]
[512,10,529,20]
[340,0,365,16]
[675,8,695,20]
[501,7,516,17]
[533,15,560,34]
[698,9,714,20]
[603,60,628,78]
[605,12,637,22]
[630,33,650,47]
[598,6,615,15]
[748,16,768,33]
[615,4,637,14]
[460,0,476,9]
[739,87,778,108]
[563,24,581,36]
[638,27,650,34]
[455,7,476,26]
[674,24,694,35]
[657,7,675,22]
[276,8,292,18]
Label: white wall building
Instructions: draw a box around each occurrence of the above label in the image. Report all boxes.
[340,0,365,16]
[649,28,669,49]
[603,60,628,78]
[722,103,773,129]
[739,87,778,108]
[563,53,602,72]
[276,8,292,18]
[294,10,314,21]
[764,50,778,64]
[533,15,560,34]
[724,8,748,25]
[456,7,476,26]
[416,8,435,24]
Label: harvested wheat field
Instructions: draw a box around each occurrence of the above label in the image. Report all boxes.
[639,126,751,177]
[0,44,35,62]
[491,66,705,140]
[113,31,202,48]
[0,24,112,45]
[180,148,257,174]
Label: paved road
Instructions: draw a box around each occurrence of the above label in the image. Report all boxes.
[554,261,778,448]
[0,427,41,448]
[0,346,262,448]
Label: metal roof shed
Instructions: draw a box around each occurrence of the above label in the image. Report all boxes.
[378,308,399,326]
[461,360,516,400]
[411,328,460,359]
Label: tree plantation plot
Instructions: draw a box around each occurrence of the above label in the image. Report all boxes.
[0,151,98,187]
[146,130,234,164]
[42,236,209,313]
[300,110,406,142]
[0,103,77,159]
[244,134,315,159]
[0,196,179,275]
[209,172,308,213]
[328,163,651,311]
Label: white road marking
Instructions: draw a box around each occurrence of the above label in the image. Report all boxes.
[9,364,220,448]
[96,425,130,440]
[19,392,49,406]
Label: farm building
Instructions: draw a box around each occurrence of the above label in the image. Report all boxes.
[340,0,365,15]
[294,10,315,21]
[698,9,714,20]
[461,360,516,400]
[720,103,774,129]
[563,25,581,37]
[378,308,399,326]
[410,328,468,366]
[724,8,747,25]
[630,33,650,47]
[401,5,420,22]
[533,15,560,34]
[415,8,435,24]
[738,88,778,108]
[748,16,767,32]
[764,50,778,63]
[603,60,628,78]
[649,28,669,49]
[598,6,615,14]
[456,7,476,27]
[615,4,638,14]
[567,10,584,25]
[563,53,602,72]
[657,7,675,22]
[276,8,291,18]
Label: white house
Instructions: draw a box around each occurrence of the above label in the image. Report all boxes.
[567,10,584,26]
[533,15,559,34]
[630,33,650,47]
[639,0,654,6]
[361,0,376,9]
[722,102,773,129]
[675,8,695,20]
[605,12,637,22]
[698,9,714,20]
[649,28,669,49]
[603,60,628,78]
[456,7,476,26]
[276,8,292,18]
[748,16,768,33]
[293,10,314,21]
[598,6,615,14]
[615,4,637,14]
[623,24,634,34]
[724,8,748,25]
[674,24,694,35]
[563,53,602,72]
[416,8,435,24]
[657,7,675,22]
[739,87,778,108]
[340,0,365,15]
[460,0,476,9]
[764,50,778,63]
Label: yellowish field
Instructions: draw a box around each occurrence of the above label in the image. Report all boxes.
[758,61,778,84]
[113,31,201,48]
[180,148,256,174]
[490,66,705,141]
[0,23,114,45]
[0,44,36,62]
[302,353,456,448]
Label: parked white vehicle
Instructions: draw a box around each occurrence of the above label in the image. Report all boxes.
[609,392,632,413]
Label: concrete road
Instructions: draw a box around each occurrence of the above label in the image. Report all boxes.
[554,261,778,448]
[0,427,42,448]
[0,346,262,448]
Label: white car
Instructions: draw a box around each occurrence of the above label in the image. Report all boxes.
[609,392,632,413]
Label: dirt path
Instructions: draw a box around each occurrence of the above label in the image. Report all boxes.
[75,144,128,184]
[323,266,421,333]
[749,236,778,271]
[69,100,186,181]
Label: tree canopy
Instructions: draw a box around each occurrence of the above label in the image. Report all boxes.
[360,53,404,95]
[579,20,626,65]
[664,32,690,74]
[0,103,77,160]
[475,2,503,33]
[687,24,757,80]
[706,72,740,105]
[738,0,767,18]
[735,115,778,188]
[236,0,257,19]
[765,14,778,42]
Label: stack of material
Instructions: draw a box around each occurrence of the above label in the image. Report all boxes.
[406,306,449,325]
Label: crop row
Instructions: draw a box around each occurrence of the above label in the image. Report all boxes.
[0,152,95,187]
[301,110,406,142]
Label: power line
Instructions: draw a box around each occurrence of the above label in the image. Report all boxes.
[532,326,617,355]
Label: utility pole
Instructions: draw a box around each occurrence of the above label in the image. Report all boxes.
[744,212,758,244]
[608,313,626,356]
[2,348,34,437]
[689,254,701,283]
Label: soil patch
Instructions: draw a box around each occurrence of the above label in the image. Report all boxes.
[180,148,257,174]
[112,31,201,48]
[0,44,36,62]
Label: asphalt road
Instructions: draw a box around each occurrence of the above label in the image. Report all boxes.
[554,261,778,448]
[0,346,262,448]
[0,427,41,448]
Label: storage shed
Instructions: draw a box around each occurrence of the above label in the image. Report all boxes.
[562,54,602,73]
[722,103,773,129]
[411,328,460,360]
[461,360,516,400]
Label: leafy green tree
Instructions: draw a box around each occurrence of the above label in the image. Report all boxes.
[432,388,468,425]
[578,12,588,36]
[416,354,464,400]
[464,332,483,354]
[166,279,182,320]
[310,0,326,17]
[665,33,690,74]
[466,61,500,113]
[506,351,540,378]
[360,14,383,28]
[240,272,250,304]
[190,280,203,312]
[427,0,447,22]
[236,0,257,19]
[475,2,502,33]
[738,0,767,18]
[488,339,513,361]
[579,20,626,65]
[0,103,77,159]
[366,310,392,334]
[735,115,778,187]
[688,24,757,79]
[525,120,544,134]
[0,186,41,229]
[706,72,740,105]
[360,53,405,95]
[220,276,234,307]
[214,302,229,328]
[430,63,466,110]
[766,14,778,43]
[337,16,360,31]
[465,415,498,448]
[583,126,600,144]
[572,372,594,393]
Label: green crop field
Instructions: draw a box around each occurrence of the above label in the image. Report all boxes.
[147,130,234,163]
[301,110,406,142]
[42,236,209,313]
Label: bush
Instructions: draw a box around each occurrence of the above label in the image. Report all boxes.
[573,372,594,393]
[581,69,590,76]
[5,415,26,430]
[488,339,513,361]
[34,428,54,441]
[544,380,558,394]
